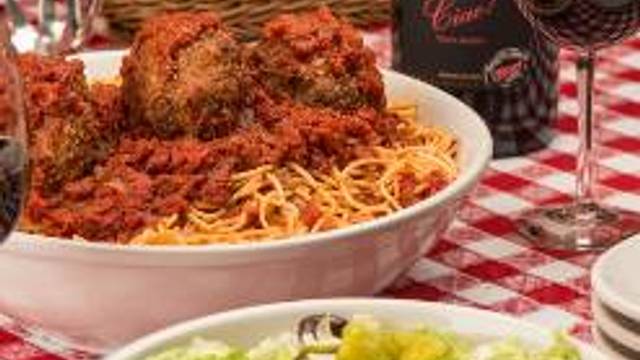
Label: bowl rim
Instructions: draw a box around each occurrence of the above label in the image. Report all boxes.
[6,50,492,256]
[106,298,605,360]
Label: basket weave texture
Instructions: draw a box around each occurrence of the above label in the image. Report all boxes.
[102,0,391,40]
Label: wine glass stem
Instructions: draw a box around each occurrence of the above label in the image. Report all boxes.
[576,51,596,205]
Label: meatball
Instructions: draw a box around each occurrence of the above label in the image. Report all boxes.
[248,7,386,111]
[121,11,248,140]
[16,53,89,133]
[16,54,123,192]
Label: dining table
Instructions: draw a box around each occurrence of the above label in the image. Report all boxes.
[0,21,639,360]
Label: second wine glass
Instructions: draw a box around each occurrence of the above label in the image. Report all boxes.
[514,0,640,250]
[0,20,28,244]
[5,0,102,55]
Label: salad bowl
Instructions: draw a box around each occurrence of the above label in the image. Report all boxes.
[108,298,606,360]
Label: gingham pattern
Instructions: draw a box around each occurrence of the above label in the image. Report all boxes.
[0,25,639,360]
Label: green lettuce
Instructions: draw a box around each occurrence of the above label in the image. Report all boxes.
[144,338,247,360]
[470,333,581,360]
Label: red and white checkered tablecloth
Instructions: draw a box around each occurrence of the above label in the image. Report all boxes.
[0,25,639,359]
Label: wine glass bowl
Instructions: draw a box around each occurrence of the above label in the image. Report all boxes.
[515,0,640,51]
[513,0,640,250]
[0,22,28,244]
[4,0,102,55]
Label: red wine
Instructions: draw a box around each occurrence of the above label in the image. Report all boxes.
[0,137,26,243]
[516,0,640,50]
[392,0,559,158]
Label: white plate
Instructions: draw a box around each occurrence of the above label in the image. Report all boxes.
[107,298,606,360]
[592,296,640,352]
[593,326,636,360]
[592,234,640,322]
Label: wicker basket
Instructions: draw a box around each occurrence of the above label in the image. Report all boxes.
[102,0,391,41]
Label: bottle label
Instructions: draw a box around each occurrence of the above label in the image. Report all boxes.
[393,0,535,89]
[422,0,497,43]
[484,47,531,87]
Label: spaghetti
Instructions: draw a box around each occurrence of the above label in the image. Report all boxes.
[130,102,458,245]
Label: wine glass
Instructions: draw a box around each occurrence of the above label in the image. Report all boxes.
[0,20,28,243]
[4,0,102,54]
[513,0,640,250]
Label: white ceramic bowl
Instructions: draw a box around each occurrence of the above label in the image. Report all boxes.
[0,51,492,352]
[108,298,606,360]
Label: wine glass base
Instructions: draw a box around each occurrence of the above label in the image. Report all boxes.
[516,202,640,251]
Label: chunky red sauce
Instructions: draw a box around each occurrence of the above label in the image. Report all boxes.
[17,9,413,243]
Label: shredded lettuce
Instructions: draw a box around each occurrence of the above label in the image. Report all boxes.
[246,334,298,360]
[535,334,581,360]
[471,333,580,360]
[144,338,247,360]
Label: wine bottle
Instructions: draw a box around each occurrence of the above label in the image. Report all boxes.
[392,0,559,158]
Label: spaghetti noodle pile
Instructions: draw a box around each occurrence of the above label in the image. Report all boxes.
[130,103,458,245]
